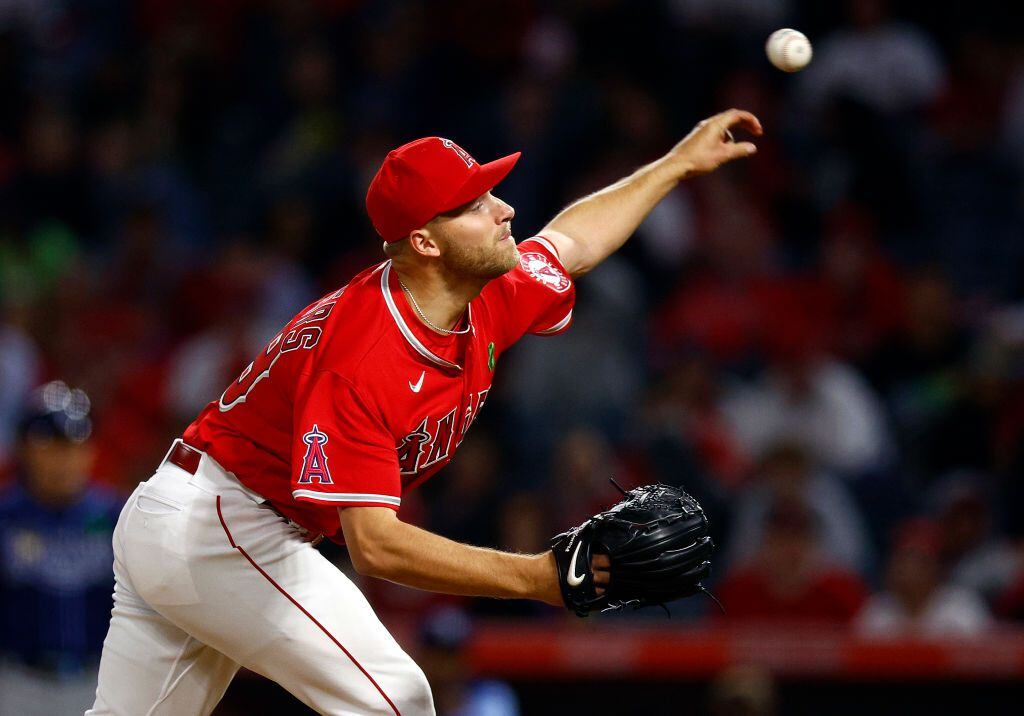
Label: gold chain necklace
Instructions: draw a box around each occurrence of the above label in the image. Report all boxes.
[398,279,471,336]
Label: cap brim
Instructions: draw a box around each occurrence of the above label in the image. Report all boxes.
[437,152,521,214]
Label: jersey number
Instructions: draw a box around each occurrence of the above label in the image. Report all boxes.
[218,291,342,411]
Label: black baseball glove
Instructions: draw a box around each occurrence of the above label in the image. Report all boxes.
[550,482,714,617]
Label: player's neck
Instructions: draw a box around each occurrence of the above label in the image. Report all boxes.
[392,265,483,333]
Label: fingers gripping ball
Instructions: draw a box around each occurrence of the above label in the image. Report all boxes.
[550,483,714,617]
[766,29,812,73]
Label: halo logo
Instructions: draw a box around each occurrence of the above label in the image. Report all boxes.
[297,425,333,485]
[440,138,476,168]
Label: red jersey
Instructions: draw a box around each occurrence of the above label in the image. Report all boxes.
[183,237,574,539]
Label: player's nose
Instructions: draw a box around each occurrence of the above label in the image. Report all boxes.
[493,195,514,224]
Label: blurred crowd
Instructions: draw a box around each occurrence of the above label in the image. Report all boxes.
[2,0,1024,711]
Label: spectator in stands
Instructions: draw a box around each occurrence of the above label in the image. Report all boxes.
[930,475,1018,605]
[864,268,973,482]
[165,241,287,422]
[799,205,904,366]
[416,606,520,716]
[652,173,779,368]
[921,364,1008,481]
[8,103,94,237]
[0,382,122,716]
[716,496,869,624]
[856,519,993,637]
[726,441,873,575]
[641,351,749,492]
[548,427,633,528]
[799,0,946,115]
[722,316,891,478]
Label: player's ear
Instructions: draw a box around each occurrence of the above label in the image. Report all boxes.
[407,227,442,258]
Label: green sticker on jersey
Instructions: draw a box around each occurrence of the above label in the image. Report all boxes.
[487,342,495,372]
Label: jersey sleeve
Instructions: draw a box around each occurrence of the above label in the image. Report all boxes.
[290,370,401,511]
[486,235,576,349]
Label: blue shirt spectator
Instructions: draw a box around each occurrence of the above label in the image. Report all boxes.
[0,381,123,716]
[0,481,121,674]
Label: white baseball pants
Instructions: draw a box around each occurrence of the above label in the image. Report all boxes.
[87,442,434,715]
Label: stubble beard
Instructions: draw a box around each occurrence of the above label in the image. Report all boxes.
[441,235,520,281]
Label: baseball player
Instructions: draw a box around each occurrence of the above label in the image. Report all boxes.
[88,109,760,715]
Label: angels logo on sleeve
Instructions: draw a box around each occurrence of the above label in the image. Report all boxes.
[519,251,571,293]
[297,425,333,485]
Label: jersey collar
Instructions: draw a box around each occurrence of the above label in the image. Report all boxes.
[379,261,467,372]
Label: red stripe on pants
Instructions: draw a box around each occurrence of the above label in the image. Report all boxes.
[216,495,401,715]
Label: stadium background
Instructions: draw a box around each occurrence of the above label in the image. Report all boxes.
[2,0,1024,714]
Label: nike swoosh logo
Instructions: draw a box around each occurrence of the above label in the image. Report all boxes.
[409,372,425,393]
[567,539,586,587]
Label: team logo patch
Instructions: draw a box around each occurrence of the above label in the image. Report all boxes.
[297,425,333,485]
[519,251,571,293]
[440,138,476,168]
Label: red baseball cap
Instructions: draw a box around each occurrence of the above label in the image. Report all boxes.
[366,137,521,243]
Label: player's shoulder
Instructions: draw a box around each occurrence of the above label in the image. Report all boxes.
[516,236,572,292]
[322,261,390,309]
[311,261,397,375]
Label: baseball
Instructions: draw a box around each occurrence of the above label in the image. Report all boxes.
[766,28,812,73]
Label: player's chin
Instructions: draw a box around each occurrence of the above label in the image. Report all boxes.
[479,248,518,280]
[499,243,520,272]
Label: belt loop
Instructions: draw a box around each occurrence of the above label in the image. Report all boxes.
[159,438,183,470]
[164,440,202,476]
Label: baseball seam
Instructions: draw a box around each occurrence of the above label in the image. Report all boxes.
[781,34,799,70]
